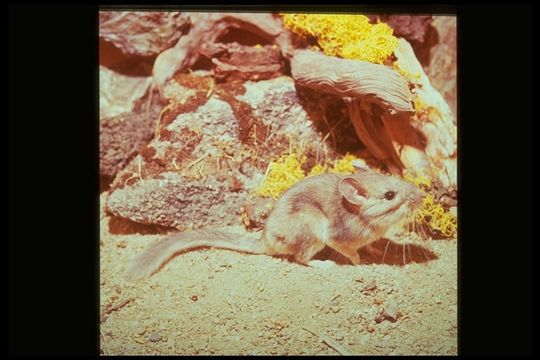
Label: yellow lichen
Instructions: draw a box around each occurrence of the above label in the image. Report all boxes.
[258,152,360,199]
[281,14,398,64]
[393,61,421,83]
[412,94,442,119]
[404,170,456,238]
[256,153,307,200]
[415,194,457,238]
[403,169,432,189]
[308,163,327,177]
[328,153,359,175]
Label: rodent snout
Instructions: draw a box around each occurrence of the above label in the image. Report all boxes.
[408,187,425,208]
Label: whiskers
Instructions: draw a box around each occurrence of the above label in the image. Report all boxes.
[405,206,431,241]
[391,207,432,265]
[382,238,391,264]
[374,201,436,266]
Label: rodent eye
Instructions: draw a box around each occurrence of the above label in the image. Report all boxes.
[384,191,396,200]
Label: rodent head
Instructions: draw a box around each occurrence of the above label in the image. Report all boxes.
[338,166,424,229]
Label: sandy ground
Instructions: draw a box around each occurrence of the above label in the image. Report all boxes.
[99,192,457,355]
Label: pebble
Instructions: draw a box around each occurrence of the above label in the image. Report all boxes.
[149,332,162,342]
[382,301,399,322]
[362,282,377,294]
[134,337,145,344]
[374,314,385,324]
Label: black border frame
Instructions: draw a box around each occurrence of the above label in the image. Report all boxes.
[8,4,534,356]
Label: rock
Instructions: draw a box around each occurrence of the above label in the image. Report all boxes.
[426,16,457,121]
[106,75,328,229]
[291,49,413,113]
[99,11,189,57]
[237,76,331,148]
[99,64,163,192]
[393,38,457,190]
[308,259,337,269]
[199,42,285,82]
[100,110,158,186]
[99,65,153,119]
[107,164,247,229]
[116,241,127,249]
[106,97,248,229]
[151,13,293,91]
[374,313,385,324]
[370,15,432,44]
[382,301,399,322]
[148,331,161,342]
[368,15,435,66]
[362,281,377,294]
[133,337,146,344]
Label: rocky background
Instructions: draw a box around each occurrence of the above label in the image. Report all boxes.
[100,12,456,230]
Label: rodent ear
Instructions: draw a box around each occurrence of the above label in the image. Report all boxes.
[338,176,368,206]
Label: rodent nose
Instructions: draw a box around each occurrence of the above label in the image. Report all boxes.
[408,186,425,207]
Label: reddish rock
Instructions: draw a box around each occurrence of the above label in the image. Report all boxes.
[106,76,329,229]
[199,42,285,81]
[427,16,457,121]
[371,15,433,44]
[99,11,189,57]
[99,110,158,191]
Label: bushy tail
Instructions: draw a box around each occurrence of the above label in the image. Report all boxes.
[125,229,264,280]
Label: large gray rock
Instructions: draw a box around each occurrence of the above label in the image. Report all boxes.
[106,96,252,229]
[107,171,248,229]
[106,76,329,229]
[237,76,326,145]
[99,11,189,57]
